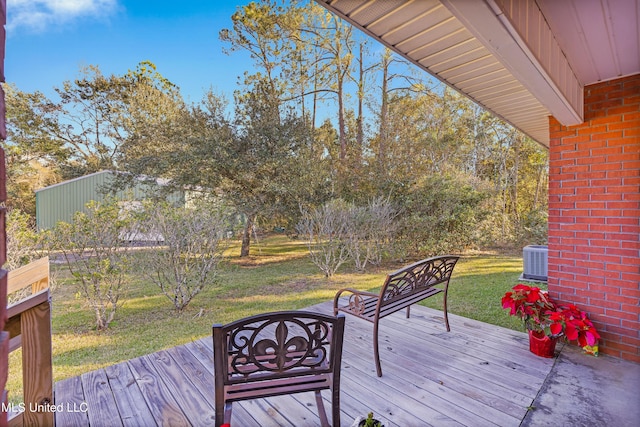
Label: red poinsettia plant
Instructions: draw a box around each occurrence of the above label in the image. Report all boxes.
[502,284,600,355]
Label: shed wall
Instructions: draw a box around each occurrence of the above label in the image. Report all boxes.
[35,171,184,229]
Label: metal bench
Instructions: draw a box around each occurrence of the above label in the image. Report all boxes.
[333,255,459,376]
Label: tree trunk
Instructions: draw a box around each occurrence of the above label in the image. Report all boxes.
[240,215,254,257]
[378,51,390,173]
[356,43,364,158]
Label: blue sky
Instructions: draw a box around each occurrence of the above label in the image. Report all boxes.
[5,0,256,103]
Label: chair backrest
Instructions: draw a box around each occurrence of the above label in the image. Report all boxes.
[380,255,459,304]
[213,310,345,400]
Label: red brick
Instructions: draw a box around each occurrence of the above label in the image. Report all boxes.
[623,111,640,122]
[592,130,625,140]
[578,124,607,134]
[589,209,621,216]
[608,120,640,130]
[621,288,640,298]
[604,308,638,321]
[607,185,638,193]
[622,191,640,202]
[563,223,590,231]
[625,128,640,137]
[588,224,621,233]
[592,146,624,157]
[575,275,606,286]
[621,226,640,235]
[591,162,622,171]
[621,257,640,268]
[574,218,606,226]
[607,138,638,148]
[562,149,592,159]
[587,83,620,95]
[576,187,607,196]
[562,180,592,188]
[592,178,623,187]
[607,201,640,210]
[621,235,640,245]
[608,263,640,274]
[563,164,591,174]
[578,245,607,255]
[550,129,576,138]
[622,176,640,186]
[609,105,640,115]
[591,193,622,202]
[621,272,640,283]
[590,115,623,126]
[622,209,640,217]
[589,239,622,248]
[592,100,625,112]
[595,255,624,265]
[621,319,640,331]
[562,194,591,203]
[551,188,577,196]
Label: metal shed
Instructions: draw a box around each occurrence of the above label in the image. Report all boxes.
[35,170,185,230]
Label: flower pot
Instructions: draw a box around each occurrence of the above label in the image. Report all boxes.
[358,418,384,427]
[528,330,557,358]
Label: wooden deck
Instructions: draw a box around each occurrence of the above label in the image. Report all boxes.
[53,301,556,426]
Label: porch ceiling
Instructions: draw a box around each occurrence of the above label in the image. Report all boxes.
[316,0,640,148]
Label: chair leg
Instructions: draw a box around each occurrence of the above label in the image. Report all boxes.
[216,401,232,427]
[224,403,233,426]
[331,387,341,427]
[315,391,330,427]
[373,321,382,377]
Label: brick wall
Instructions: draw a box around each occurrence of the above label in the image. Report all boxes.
[548,74,640,363]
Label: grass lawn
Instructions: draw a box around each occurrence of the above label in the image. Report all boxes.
[8,234,536,403]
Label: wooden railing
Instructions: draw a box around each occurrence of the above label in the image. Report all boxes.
[5,257,53,427]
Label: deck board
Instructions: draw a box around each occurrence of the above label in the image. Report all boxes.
[103,363,156,427]
[80,369,124,427]
[54,376,89,427]
[54,301,555,426]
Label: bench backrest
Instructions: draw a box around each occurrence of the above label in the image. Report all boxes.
[379,255,459,305]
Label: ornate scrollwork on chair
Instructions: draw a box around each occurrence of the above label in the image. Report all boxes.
[213,311,345,427]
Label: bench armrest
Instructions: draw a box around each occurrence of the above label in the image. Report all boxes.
[333,288,379,315]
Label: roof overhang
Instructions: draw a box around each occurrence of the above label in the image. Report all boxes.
[315,0,639,148]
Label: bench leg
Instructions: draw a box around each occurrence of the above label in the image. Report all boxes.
[443,290,451,332]
[373,321,383,377]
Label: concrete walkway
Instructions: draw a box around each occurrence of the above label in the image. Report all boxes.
[522,343,640,427]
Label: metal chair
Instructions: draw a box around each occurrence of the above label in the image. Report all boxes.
[213,311,345,427]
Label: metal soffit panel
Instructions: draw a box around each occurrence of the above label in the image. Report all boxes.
[318,0,552,146]
[537,0,640,86]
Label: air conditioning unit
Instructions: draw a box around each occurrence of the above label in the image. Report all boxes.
[523,245,548,282]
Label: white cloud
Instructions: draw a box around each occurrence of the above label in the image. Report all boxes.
[8,0,119,32]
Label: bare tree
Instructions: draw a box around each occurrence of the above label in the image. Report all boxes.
[49,198,132,330]
[135,200,228,311]
[297,199,351,277]
[346,197,398,271]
